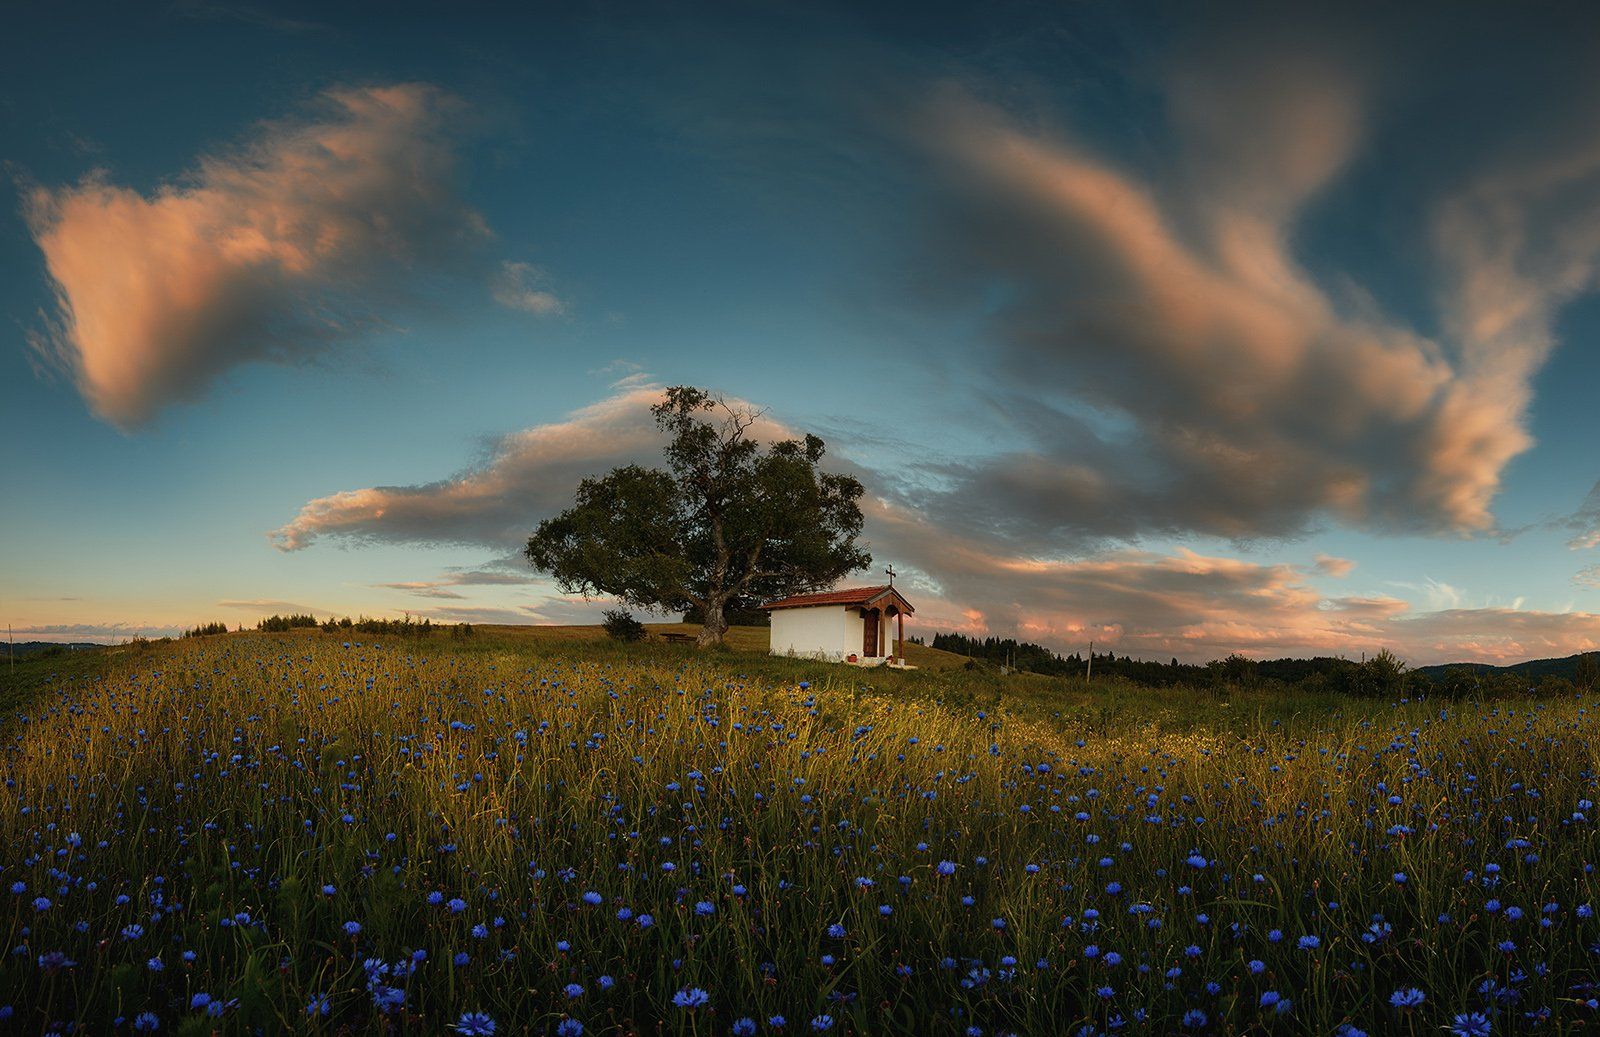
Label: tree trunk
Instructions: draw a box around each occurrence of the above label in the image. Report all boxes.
[696,600,729,647]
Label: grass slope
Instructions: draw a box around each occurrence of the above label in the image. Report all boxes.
[3,628,1598,1035]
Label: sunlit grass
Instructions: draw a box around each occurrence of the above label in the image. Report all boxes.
[3,632,1598,1034]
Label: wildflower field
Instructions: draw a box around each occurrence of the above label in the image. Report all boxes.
[4,632,1600,1035]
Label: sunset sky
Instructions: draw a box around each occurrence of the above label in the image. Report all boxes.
[6,1,1600,664]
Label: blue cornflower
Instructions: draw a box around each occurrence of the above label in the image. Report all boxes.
[1181,1009,1207,1028]
[734,1019,757,1036]
[343,921,362,936]
[672,987,710,1009]
[695,901,715,916]
[452,1011,497,1035]
[1296,934,1320,950]
[582,891,603,906]
[306,994,331,1017]
[1260,991,1281,1008]
[133,1013,160,1031]
[556,1021,584,1037]
[1391,988,1426,1009]
[937,860,957,876]
[1451,1012,1491,1037]
[564,983,585,999]
[811,1016,834,1032]
[372,986,406,1013]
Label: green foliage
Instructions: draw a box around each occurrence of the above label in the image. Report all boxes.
[182,621,230,638]
[527,385,870,644]
[1578,651,1600,691]
[600,608,646,642]
[256,613,319,632]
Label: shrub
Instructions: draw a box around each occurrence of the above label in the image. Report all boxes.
[602,609,646,642]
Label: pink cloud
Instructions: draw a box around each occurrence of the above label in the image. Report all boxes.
[24,83,486,428]
[272,385,793,551]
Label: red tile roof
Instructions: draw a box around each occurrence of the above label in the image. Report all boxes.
[761,585,914,613]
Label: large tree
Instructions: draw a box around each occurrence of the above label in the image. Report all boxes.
[525,386,871,646]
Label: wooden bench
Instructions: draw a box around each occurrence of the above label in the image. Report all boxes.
[656,632,697,644]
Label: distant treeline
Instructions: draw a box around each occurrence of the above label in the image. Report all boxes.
[184,615,473,640]
[927,631,1600,698]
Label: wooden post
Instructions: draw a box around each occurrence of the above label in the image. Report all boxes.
[896,610,904,663]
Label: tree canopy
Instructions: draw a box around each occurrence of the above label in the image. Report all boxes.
[526,386,870,645]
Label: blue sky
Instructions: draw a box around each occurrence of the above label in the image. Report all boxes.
[5,1,1600,663]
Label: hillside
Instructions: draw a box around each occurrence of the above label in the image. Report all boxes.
[1414,650,1600,682]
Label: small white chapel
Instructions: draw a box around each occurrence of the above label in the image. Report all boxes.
[761,581,915,666]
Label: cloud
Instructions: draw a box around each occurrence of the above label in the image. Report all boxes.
[272,386,666,550]
[167,0,331,33]
[868,498,1600,665]
[905,81,1498,547]
[492,260,566,315]
[272,385,794,552]
[24,82,487,428]
[1577,565,1600,590]
[9,621,182,641]
[373,570,537,599]
[1312,554,1356,578]
[374,582,467,599]
[1563,481,1600,550]
[892,18,1600,550]
[217,598,320,612]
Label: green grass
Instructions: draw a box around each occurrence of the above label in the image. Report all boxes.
[2,628,1597,1035]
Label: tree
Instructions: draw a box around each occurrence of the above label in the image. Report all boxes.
[526,386,871,647]
[1576,652,1600,692]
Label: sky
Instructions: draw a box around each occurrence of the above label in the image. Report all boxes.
[4,0,1600,665]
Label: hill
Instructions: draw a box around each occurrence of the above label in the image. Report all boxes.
[3,640,107,658]
[1414,650,1600,682]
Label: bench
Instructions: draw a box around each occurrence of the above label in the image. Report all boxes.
[656,632,697,644]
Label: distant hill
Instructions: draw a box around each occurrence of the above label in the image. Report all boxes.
[4,641,108,658]
[1414,651,1600,682]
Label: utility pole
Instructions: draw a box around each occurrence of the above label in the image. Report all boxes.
[7,624,12,677]
[1086,640,1093,682]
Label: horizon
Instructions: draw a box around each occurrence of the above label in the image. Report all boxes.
[6,2,1600,666]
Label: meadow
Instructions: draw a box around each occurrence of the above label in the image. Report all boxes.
[3,630,1599,1035]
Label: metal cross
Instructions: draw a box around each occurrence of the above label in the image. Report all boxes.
[885,564,896,586]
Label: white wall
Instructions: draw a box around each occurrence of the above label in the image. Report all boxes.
[770,605,903,663]
[770,606,856,661]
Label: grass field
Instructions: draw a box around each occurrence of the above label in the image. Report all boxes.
[2,627,1598,1035]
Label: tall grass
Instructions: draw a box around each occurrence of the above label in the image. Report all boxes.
[2,633,1598,1035]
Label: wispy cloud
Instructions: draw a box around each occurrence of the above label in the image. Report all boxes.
[24,83,487,428]
[167,0,331,34]
[870,498,1600,665]
[492,260,566,316]
[217,598,320,613]
[1312,554,1356,578]
[271,384,791,552]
